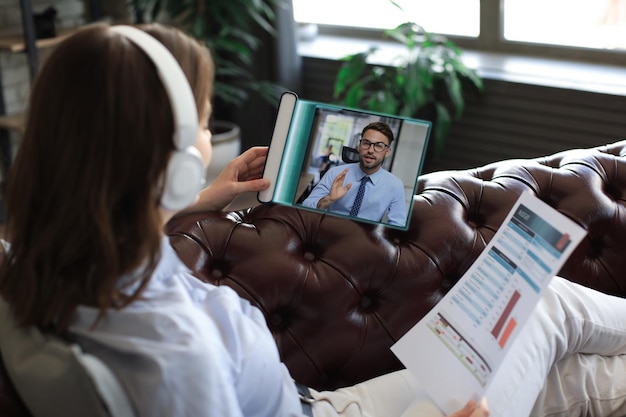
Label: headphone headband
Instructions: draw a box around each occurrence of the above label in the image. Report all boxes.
[110,25,205,211]
[110,25,198,150]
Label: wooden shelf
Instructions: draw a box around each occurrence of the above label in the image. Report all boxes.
[0,113,25,133]
[0,28,76,53]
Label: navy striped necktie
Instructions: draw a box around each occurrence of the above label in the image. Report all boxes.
[350,176,370,216]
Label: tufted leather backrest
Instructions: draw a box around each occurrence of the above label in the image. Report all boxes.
[166,140,626,391]
[2,141,626,416]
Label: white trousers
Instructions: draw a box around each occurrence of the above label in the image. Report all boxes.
[309,277,626,417]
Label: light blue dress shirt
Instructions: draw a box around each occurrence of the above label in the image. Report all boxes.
[302,163,408,226]
[69,238,302,417]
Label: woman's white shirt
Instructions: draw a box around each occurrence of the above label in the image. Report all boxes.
[69,238,302,417]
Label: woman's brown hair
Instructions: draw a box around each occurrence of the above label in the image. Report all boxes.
[0,23,214,333]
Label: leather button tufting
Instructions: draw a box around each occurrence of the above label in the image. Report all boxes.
[359,296,373,310]
[269,313,283,327]
[587,237,605,259]
[211,269,223,279]
[467,212,485,228]
[303,252,315,261]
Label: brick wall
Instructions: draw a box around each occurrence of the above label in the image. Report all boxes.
[0,0,88,116]
[0,0,131,156]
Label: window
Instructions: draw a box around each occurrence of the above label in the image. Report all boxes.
[503,0,626,49]
[292,0,479,37]
[293,0,626,64]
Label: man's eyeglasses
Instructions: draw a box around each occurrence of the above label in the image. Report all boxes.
[359,139,389,153]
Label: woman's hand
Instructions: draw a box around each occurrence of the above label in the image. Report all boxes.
[193,146,270,212]
[448,398,489,417]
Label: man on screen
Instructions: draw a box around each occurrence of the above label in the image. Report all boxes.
[301,121,407,226]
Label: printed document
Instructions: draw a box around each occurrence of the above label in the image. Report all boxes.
[391,191,586,414]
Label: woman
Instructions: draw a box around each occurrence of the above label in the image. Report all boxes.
[1,22,625,417]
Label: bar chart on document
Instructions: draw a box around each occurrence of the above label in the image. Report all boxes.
[427,195,578,386]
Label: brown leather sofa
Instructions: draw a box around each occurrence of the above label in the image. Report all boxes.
[2,140,626,415]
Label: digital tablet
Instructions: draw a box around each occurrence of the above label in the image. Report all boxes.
[258,91,431,230]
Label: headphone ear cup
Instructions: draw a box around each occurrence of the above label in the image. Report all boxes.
[160,147,205,211]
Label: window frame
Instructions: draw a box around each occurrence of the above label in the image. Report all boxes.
[304,0,626,67]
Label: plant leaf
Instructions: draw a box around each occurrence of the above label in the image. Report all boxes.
[215,82,249,106]
[329,13,484,153]
[388,0,404,12]
[445,71,464,119]
[344,82,366,108]
[334,50,373,98]
[247,80,284,106]
[157,0,282,111]
[404,62,428,116]
[433,102,452,157]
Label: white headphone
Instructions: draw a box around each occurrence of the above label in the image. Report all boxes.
[110,25,205,211]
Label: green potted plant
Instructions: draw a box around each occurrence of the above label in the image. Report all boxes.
[127,0,282,181]
[128,0,281,112]
[333,22,484,157]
